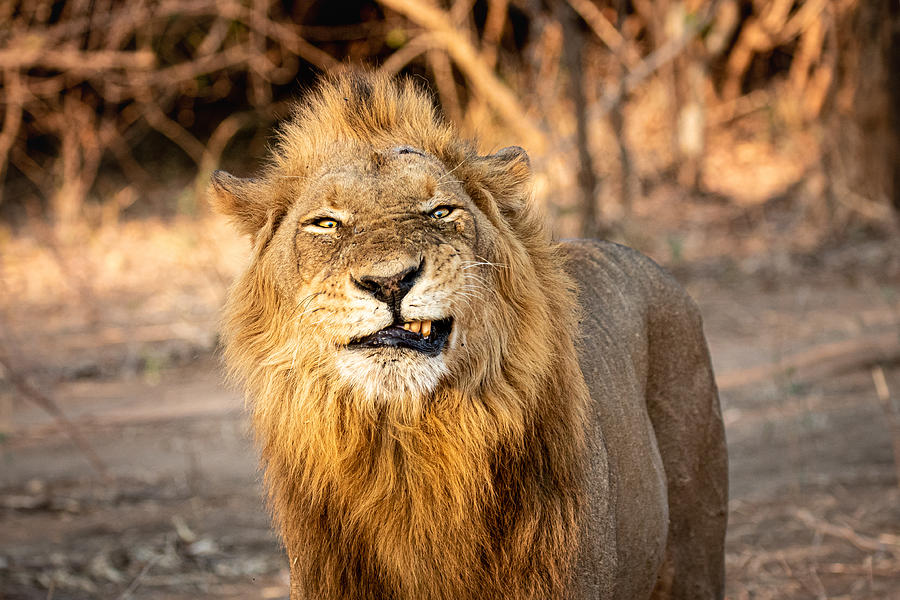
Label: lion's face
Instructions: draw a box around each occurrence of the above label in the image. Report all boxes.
[255,146,500,402]
[210,72,542,413]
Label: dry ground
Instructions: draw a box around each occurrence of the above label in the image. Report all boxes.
[1,215,899,600]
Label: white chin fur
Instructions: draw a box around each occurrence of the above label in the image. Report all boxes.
[334,349,448,401]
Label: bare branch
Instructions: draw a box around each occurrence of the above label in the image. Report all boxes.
[594,5,717,114]
[427,49,464,125]
[481,0,510,69]
[140,101,206,165]
[377,0,546,150]
[378,33,439,75]
[0,47,155,73]
[0,70,24,205]
[566,0,641,68]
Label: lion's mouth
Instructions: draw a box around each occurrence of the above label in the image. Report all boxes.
[347,318,453,356]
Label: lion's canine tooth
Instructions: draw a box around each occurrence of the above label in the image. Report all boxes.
[421,320,432,337]
[403,323,410,331]
[409,321,421,333]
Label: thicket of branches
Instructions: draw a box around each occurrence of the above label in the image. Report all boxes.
[0,0,896,235]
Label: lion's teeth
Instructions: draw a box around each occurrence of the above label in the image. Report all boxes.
[402,320,431,336]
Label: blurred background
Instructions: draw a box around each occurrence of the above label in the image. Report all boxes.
[1,0,898,598]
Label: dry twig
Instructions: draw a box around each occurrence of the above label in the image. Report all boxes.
[566,0,640,68]
[794,509,900,558]
[115,554,162,600]
[0,348,108,476]
[717,331,900,391]
[872,366,900,488]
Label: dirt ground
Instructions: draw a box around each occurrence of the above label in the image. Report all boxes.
[1,219,899,600]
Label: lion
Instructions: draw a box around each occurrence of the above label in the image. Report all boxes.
[208,71,728,600]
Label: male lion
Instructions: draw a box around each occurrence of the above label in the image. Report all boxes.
[209,71,727,600]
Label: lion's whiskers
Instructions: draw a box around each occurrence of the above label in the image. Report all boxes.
[460,260,508,270]
[436,157,471,185]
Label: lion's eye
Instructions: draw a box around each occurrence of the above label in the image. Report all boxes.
[312,218,340,229]
[429,206,454,219]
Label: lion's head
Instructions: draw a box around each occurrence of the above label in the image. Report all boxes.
[210,72,587,600]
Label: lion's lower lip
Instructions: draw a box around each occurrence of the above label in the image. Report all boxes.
[347,318,453,356]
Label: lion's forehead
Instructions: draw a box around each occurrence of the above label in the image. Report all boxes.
[296,152,461,215]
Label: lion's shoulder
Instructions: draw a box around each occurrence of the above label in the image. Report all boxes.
[558,238,705,378]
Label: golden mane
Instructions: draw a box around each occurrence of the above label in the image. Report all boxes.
[217,71,589,599]
[270,72,461,176]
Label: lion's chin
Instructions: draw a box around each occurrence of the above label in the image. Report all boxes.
[334,347,450,402]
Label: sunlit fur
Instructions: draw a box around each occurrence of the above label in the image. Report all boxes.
[214,72,589,600]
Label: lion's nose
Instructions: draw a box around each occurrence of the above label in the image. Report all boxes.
[352,261,422,308]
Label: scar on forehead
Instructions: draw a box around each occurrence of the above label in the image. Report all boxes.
[395,145,426,157]
[367,146,427,172]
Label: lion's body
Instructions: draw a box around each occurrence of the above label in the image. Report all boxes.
[210,72,727,600]
[564,240,727,599]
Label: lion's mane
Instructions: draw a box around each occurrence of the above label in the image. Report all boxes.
[219,72,589,600]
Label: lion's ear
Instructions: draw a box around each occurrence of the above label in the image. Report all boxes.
[478,146,531,191]
[208,170,269,237]
[484,146,531,184]
[468,146,532,222]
